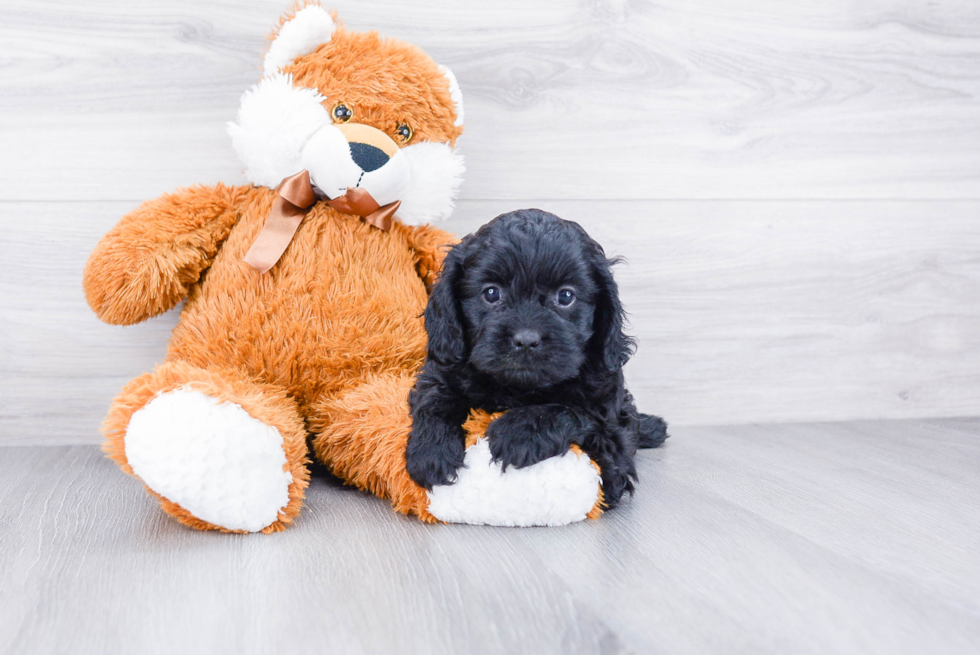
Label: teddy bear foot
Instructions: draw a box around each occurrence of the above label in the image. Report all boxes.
[124,388,295,533]
[425,439,603,527]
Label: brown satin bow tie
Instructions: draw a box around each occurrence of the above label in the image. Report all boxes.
[243,170,401,273]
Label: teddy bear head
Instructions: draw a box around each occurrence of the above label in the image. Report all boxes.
[229,3,465,225]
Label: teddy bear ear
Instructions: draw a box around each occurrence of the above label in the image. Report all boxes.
[263,4,337,78]
[437,65,465,127]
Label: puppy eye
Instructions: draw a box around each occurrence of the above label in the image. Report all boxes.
[395,123,413,143]
[482,286,501,304]
[556,289,576,306]
[331,102,353,123]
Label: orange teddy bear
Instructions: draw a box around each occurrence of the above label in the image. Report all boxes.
[84,3,603,533]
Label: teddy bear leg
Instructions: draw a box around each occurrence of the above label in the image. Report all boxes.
[309,373,604,526]
[426,412,605,527]
[102,360,310,533]
[309,372,435,521]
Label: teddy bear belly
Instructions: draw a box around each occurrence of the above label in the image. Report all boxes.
[165,214,430,410]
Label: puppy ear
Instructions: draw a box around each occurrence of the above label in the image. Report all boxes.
[590,253,636,371]
[424,239,468,365]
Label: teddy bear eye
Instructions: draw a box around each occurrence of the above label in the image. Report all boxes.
[395,123,413,143]
[331,102,353,123]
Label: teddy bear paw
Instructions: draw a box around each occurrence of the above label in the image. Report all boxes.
[425,438,602,527]
[124,388,293,532]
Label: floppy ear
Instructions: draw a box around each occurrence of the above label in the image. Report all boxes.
[424,239,469,365]
[590,253,636,371]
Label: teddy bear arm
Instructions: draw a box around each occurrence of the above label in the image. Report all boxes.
[83,184,245,325]
[395,223,459,292]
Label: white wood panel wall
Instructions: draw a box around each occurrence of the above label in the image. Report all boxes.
[1,0,979,443]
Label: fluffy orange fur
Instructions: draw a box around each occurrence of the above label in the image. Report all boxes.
[85,179,460,527]
[312,388,604,521]
[282,7,462,147]
[85,4,600,529]
[101,360,311,533]
[83,8,465,530]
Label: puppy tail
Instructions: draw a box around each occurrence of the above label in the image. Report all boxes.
[637,413,669,449]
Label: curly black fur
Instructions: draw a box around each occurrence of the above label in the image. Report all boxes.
[406,209,668,508]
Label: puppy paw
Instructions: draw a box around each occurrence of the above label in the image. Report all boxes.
[486,406,575,471]
[406,421,466,489]
[637,413,669,448]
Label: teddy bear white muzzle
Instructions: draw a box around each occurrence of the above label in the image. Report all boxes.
[301,123,410,208]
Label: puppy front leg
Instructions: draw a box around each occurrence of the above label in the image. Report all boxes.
[406,411,467,488]
[486,404,595,471]
[406,380,470,489]
[581,424,639,508]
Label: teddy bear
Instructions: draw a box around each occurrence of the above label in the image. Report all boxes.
[83,3,604,533]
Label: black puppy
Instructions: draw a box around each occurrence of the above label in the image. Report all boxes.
[406,209,667,508]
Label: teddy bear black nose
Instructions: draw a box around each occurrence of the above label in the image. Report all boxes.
[348,142,390,172]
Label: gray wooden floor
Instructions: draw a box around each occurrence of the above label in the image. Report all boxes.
[2,418,978,655]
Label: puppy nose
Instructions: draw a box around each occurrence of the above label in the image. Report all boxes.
[512,329,542,350]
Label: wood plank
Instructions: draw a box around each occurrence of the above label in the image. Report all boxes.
[669,419,980,610]
[3,200,980,444]
[0,447,623,655]
[1,0,979,201]
[1,418,978,654]
[511,419,980,654]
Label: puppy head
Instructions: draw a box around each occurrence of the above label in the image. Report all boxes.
[426,209,634,388]
[228,4,465,225]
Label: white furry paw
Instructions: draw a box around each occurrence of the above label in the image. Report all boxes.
[426,438,601,527]
[124,388,293,532]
